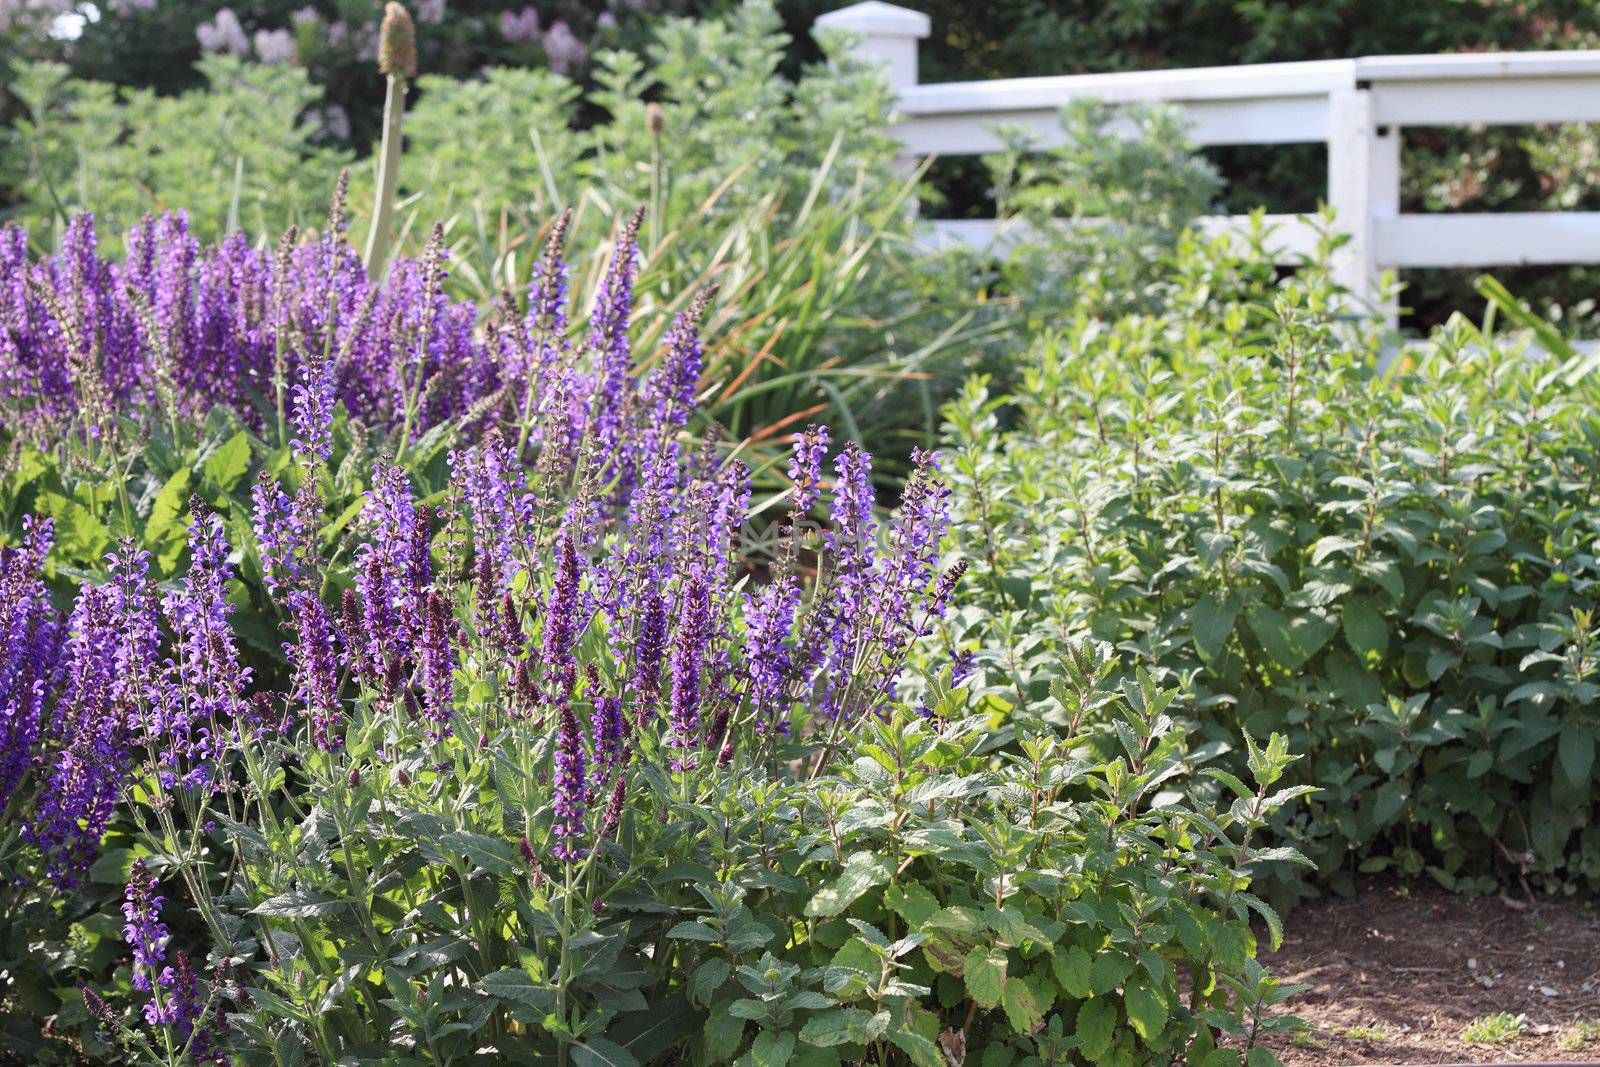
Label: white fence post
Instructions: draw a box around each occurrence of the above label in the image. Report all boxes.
[1326,87,1401,329]
[812,1,930,93]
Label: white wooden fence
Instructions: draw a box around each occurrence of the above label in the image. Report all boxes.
[814,0,1600,328]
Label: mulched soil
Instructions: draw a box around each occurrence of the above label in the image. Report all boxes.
[1257,880,1600,1065]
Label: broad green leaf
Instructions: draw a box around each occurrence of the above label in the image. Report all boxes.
[885,882,940,929]
[890,1029,944,1067]
[963,947,1006,1009]
[1245,604,1336,672]
[202,430,251,490]
[1001,976,1043,1033]
[805,853,891,917]
[751,1031,796,1067]
[1191,594,1238,661]
[1052,945,1092,998]
[704,1006,745,1061]
[476,969,555,1010]
[1076,996,1116,1059]
[1558,724,1595,785]
[1089,952,1134,995]
[1341,599,1388,659]
[667,921,721,942]
[572,1038,639,1067]
[439,830,518,875]
[251,891,349,918]
[145,468,192,542]
[689,958,731,1006]
[799,1007,886,1047]
[1123,983,1168,1043]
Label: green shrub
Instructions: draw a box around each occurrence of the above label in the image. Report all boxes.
[3,55,352,246]
[934,227,1600,905]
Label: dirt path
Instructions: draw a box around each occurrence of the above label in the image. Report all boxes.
[1257,881,1600,1065]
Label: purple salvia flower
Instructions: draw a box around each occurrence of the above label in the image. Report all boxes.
[286,590,342,751]
[588,209,644,486]
[588,665,625,780]
[418,591,456,739]
[252,472,305,598]
[601,775,626,838]
[819,442,877,720]
[354,462,432,678]
[743,571,800,732]
[0,516,61,808]
[27,583,133,884]
[542,532,582,703]
[641,286,715,447]
[451,432,535,589]
[290,348,337,465]
[667,575,712,768]
[551,701,587,861]
[157,506,251,789]
[788,425,830,514]
[630,588,668,713]
[123,859,169,993]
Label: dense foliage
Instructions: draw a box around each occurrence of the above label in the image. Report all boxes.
[935,226,1600,907]
[0,205,1306,1064]
[4,4,977,466]
[1,0,691,149]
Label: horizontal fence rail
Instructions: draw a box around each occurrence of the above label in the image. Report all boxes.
[815,1,1600,327]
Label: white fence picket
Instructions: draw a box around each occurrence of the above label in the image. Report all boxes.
[814,1,1600,328]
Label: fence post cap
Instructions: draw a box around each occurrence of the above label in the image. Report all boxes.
[814,2,931,38]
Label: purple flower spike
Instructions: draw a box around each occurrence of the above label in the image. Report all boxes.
[787,425,830,514]
[122,859,169,993]
[551,701,588,861]
[0,516,62,809]
[668,575,712,768]
[286,590,342,751]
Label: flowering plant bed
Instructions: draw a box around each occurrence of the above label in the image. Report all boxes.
[0,203,1307,1065]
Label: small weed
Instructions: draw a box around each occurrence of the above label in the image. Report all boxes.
[1460,1012,1524,1045]
[1558,1019,1600,1051]
[1342,1026,1387,1041]
[1292,1031,1322,1050]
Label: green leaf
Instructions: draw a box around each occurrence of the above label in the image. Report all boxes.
[667,921,721,942]
[704,1006,745,1061]
[963,947,1006,1009]
[88,847,136,885]
[145,467,192,542]
[1089,953,1133,995]
[885,882,940,929]
[1246,605,1336,672]
[1341,599,1388,659]
[1191,594,1239,661]
[202,430,251,490]
[1001,976,1043,1033]
[439,830,518,875]
[1076,996,1116,1059]
[1558,724,1595,785]
[799,1008,885,1047]
[805,854,891,917]
[476,969,555,1010]
[1051,945,1092,999]
[1123,983,1168,1043]
[689,958,732,1006]
[251,891,349,918]
[572,1038,640,1067]
[1245,1048,1281,1067]
[751,1031,797,1067]
[890,1029,944,1067]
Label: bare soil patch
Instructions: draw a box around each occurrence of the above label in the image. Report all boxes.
[1258,880,1600,1065]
